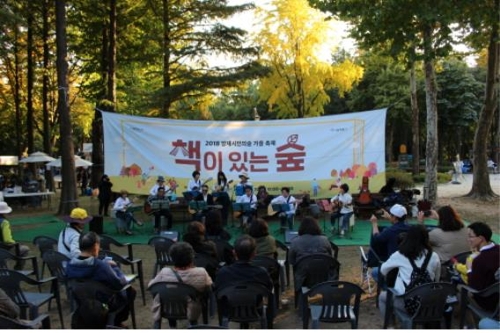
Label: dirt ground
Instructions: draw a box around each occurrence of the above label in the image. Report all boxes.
[7,173,500,329]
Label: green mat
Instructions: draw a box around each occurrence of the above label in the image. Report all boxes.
[14,214,498,247]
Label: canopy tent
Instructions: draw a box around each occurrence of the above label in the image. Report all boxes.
[46,155,93,168]
[19,151,56,163]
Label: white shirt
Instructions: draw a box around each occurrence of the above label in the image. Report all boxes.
[235,181,253,200]
[380,250,441,295]
[58,226,81,259]
[150,183,171,196]
[237,193,257,210]
[271,195,296,215]
[188,179,202,191]
[330,192,353,214]
[113,196,132,211]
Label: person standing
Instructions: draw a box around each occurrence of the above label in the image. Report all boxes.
[97,174,113,216]
[0,202,30,269]
[235,172,252,201]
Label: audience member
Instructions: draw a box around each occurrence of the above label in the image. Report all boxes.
[65,231,136,328]
[183,221,218,260]
[417,205,469,266]
[466,222,499,312]
[204,210,231,241]
[288,216,332,266]
[148,242,212,328]
[378,225,441,327]
[0,202,29,269]
[215,235,273,291]
[248,218,277,258]
[0,287,20,319]
[58,207,92,259]
[369,204,410,280]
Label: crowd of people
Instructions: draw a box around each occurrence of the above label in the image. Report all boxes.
[0,168,498,329]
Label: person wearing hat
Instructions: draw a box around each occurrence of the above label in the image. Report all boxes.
[235,172,252,201]
[368,203,411,284]
[149,175,171,196]
[58,207,92,259]
[0,202,30,269]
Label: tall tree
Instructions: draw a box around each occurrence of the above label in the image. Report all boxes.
[459,0,499,199]
[256,0,363,118]
[55,0,78,214]
[311,0,461,203]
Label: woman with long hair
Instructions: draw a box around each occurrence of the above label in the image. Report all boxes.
[378,225,441,326]
[417,205,469,263]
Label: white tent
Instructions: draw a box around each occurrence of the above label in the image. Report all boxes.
[46,155,93,168]
[19,151,56,163]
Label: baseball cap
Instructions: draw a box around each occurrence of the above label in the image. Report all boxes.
[390,204,407,218]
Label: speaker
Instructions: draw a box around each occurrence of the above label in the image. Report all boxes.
[89,215,103,234]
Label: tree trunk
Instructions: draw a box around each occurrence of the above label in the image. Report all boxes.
[410,62,420,175]
[14,26,23,177]
[162,0,171,118]
[55,0,78,215]
[42,0,54,191]
[466,16,499,200]
[108,0,116,109]
[27,3,35,161]
[422,25,438,203]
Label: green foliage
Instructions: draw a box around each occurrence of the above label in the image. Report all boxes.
[385,169,414,189]
[413,172,451,184]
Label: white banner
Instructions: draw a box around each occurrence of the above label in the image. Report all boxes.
[102,109,387,197]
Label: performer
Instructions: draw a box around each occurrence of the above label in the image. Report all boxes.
[330,183,353,237]
[187,170,202,192]
[191,184,215,222]
[213,171,232,226]
[235,172,252,201]
[270,187,297,230]
[147,186,173,234]
[149,175,170,196]
[113,190,143,235]
[236,185,257,229]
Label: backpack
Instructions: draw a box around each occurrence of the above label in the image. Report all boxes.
[403,251,433,316]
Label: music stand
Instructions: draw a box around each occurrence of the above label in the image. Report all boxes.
[150,199,170,211]
[232,202,251,212]
[272,203,290,213]
[189,200,208,211]
[284,230,299,244]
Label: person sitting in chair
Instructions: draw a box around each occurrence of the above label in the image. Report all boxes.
[0,202,30,269]
[147,187,173,234]
[148,242,213,328]
[270,187,296,231]
[113,190,143,235]
[58,207,92,259]
[65,231,136,328]
[329,183,354,237]
[236,185,257,229]
[191,185,215,222]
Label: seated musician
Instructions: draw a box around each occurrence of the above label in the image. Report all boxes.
[270,187,296,230]
[235,172,252,201]
[236,185,257,229]
[113,190,143,235]
[188,170,202,192]
[147,186,173,234]
[329,183,353,237]
[191,185,215,222]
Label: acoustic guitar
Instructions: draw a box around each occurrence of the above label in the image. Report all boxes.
[191,177,213,191]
